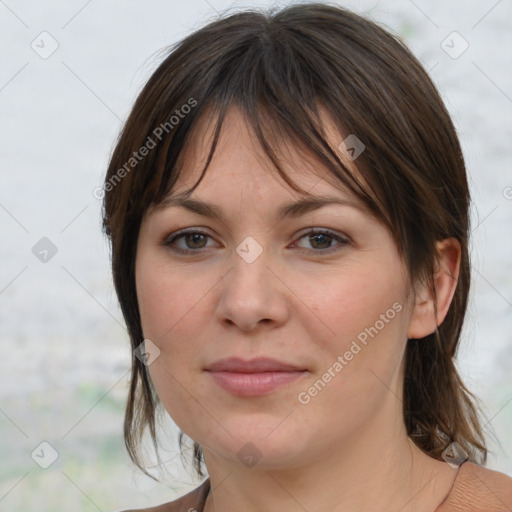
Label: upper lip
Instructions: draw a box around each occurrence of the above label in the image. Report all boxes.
[206,357,305,373]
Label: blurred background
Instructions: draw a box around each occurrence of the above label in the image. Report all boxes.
[1,0,511,510]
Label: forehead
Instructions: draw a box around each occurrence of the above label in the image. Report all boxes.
[167,105,360,204]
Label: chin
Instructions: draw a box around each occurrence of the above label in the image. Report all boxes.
[204,437,308,471]
[194,413,313,469]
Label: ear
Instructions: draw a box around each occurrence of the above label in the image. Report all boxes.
[407,238,461,340]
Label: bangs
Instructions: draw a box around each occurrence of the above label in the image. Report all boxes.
[150,101,382,220]
[136,10,399,234]
[105,5,456,285]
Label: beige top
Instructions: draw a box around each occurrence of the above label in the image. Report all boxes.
[122,461,512,512]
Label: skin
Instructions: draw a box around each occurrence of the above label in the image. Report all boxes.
[135,107,462,512]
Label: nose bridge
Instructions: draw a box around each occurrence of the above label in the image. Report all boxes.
[215,234,288,330]
[230,234,272,301]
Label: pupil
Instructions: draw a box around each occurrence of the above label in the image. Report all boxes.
[188,233,205,248]
[311,233,331,249]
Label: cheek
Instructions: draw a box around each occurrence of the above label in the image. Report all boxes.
[307,263,408,351]
[136,255,212,433]
[135,251,216,382]
[291,273,410,441]
[136,253,210,342]
[300,264,412,416]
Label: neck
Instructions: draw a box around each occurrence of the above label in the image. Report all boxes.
[202,412,457,512]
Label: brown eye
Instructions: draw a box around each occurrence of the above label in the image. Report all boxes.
[164,230,217,253]
[308,232,332,249]
[293,229,349,254]
[182,232,208,249]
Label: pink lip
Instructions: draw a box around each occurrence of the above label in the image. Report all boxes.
[205,357,307,396]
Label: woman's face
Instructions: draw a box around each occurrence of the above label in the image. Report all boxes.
[135,107,421,470]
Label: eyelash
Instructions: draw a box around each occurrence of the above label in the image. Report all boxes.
[163,228,350,255]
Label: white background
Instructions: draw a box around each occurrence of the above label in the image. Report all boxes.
[1,1,511,511]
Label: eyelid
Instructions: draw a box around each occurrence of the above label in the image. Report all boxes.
[163,226,351,254]
[163,227,217,249]
[294,227,351,244]
[290,228,350,254]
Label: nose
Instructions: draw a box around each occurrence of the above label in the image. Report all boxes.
[214,240,290,332]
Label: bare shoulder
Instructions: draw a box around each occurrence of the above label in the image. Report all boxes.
[463,462,512,495]
[437,461,512,511]
[118,478,210,512]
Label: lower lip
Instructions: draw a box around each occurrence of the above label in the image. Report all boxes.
[207,371,306,396]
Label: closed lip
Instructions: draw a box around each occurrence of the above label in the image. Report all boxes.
[205,357,305,373]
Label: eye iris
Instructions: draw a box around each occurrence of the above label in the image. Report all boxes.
[186,233,207,248]
[176,232,337,250]
[310,233,331,249]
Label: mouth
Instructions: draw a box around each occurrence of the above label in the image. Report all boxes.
[204,357,308,396]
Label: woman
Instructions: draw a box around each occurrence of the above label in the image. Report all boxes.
[102,4,512,511]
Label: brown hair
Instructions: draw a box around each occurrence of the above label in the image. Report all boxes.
[101,3,488,479]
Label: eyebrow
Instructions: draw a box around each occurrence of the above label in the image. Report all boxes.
[154,194,365,222]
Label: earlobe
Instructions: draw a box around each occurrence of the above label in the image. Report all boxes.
[407,238,461,339]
